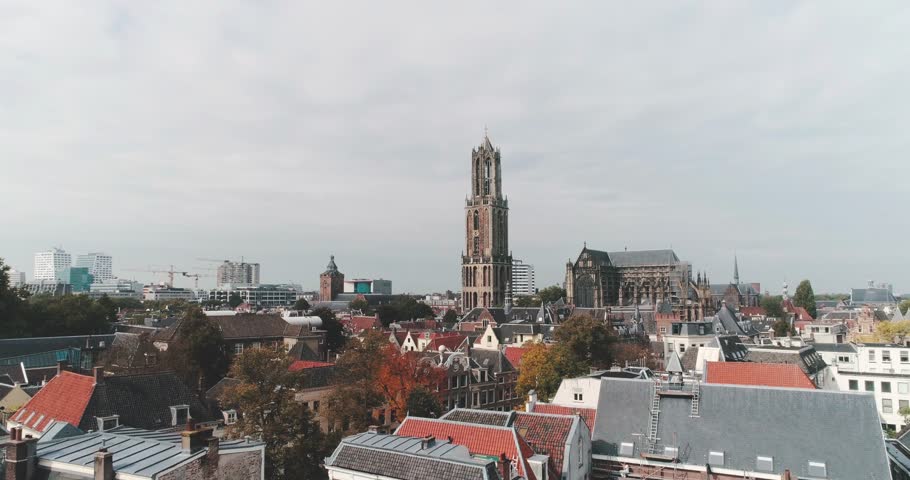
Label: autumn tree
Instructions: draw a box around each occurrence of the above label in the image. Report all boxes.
[793,280,817,318]
[375,346,445,413]
[327,330,388,432]
[874,320,910,344]
[515,342,582,401]
[554,313,615,369]
[219,347,334,480]
[164,307,229,391]
[900,299,910,316]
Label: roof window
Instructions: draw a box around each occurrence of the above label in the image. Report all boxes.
[619,442,634,456]
[708,451,724,466]
[756,456,774,472]
[808,461,827,478]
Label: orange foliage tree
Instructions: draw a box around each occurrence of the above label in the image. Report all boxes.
[375,345,446,412]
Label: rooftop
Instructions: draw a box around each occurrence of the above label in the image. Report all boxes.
[704,361,816,389]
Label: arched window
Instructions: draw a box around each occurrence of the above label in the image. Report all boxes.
[473,210,479,230]
[576,274,596,308]
[473,237,480,256]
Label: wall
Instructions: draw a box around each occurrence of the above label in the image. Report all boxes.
[551,378,601,408]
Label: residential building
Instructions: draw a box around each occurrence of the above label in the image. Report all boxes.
[662,321,715,359]
[32,248,71,282]
[2,423,265,480]
[7,268,25,287]
[344,278,392,295]
[289,360,336,431]
[420,347,519,413]
[62,266,93,292]
[74,252,113,283]
[215,260,260,288]
[511,259,536,297]
[6,369,214,437]
[591,376,891,479]
[324,431,502,480]
[462,132,512,310]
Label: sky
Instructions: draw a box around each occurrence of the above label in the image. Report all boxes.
[3,1,910,295]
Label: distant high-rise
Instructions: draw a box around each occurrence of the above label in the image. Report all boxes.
[216,261,261,288]
[7,269,26,287]
[511,259,536,297]
[34,248,72,282]
[75,252,113,283]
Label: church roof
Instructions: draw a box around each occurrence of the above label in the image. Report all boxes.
[607,249,679,267]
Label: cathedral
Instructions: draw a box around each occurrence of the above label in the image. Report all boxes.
[565,245,712,320]
[461,133,511,311]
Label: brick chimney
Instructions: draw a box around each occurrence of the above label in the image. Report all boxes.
[94,448,114,480]
[499,452,510,480]
[4,427,38,480]
[181,419,214,453]
[56,360,67,376]
[420,435,435,450]
[92,367,104,386]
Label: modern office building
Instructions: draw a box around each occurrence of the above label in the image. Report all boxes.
[144,284,196,302]
[511,259,536,297]
[87,279,144,299]
[75,252,113,283]
[7,268,26,287]
[63,267,94,293]
[343,278,392,295]
[33,248,71,282]
[208,284,299,308]
[216,261,260,288]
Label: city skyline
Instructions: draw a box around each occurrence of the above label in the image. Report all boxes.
[4,2,910,294]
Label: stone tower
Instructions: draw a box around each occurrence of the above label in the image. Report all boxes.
[320,255,344,301]
[462,132,511,311]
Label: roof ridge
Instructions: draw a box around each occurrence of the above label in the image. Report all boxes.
[400,416,517,432]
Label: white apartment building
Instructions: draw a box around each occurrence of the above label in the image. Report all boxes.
[75,252,113,283]
[7,269,26,287]
[216,261,260,288]
[33,248,71,282]
[818,342,910,431]
[511,259,536,296]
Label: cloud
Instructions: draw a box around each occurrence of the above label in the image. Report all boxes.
[2,1,909,294]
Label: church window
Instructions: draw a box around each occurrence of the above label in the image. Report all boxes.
[473,237,480,256]
[473,210,479,230]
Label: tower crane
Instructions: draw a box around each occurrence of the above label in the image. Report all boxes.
[181,272,212,289]
[123,265,182,287]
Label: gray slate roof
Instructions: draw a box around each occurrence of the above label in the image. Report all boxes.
[607,249,679,267]
[325,432,499,480]
[592,378,890,479]
[811,343,857,353]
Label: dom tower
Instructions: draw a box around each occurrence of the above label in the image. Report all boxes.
[462,132,511,310]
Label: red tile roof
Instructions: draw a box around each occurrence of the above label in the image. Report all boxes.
[395,418,536,480]
[739,306,766,316]
[704,361,816,389]
[288,360,334,372]
[347,316,381,334]
[11,371,95,432]
[513,412,575,478]
[531,403,597,435]
[504,346,531,370]
[426,335,466,352]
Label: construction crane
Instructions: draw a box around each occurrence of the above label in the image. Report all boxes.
[123,265,182,287]
[181,272,212,289]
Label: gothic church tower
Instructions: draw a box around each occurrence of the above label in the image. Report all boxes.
[462,132,511,311]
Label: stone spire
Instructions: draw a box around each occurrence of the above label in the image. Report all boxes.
[734,254,740,285]
[504,282,513,315]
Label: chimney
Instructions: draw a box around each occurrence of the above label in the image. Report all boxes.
[525,390,538,412]
[4,427,38,480]
[56,360,67,376]
[92,367,104,386]
[499,453,510,480]
[94,448,114,480]
[420,435,435,450]
[782,469,792,480]
[367,425,380,434]
[181,419,213,453]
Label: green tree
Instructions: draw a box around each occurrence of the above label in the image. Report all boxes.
[793,280,817,318]
[349,297,369,312]
[442,309,458,326]
[900,299,910,316]
[514,295,537,308]
[327,330,387,433]
[772,319,795,337]
[406,386,443,418]
[310,307,346,355]
[0,258,28,337]
[761,295,785,319]
[219,347,334,480]
[293,298,311,312]
[873,320,910,343]
[554,313,615,369]
[515,343,582,401]
[25,294,114,337]
[228,293,243,308]
[164,307,229,391]
[537,286,567,304]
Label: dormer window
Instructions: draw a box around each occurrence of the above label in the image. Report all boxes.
[170,405,190,426]
[223,409,238,425]
[96,415,119,431]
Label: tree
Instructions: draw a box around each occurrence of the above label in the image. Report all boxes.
[772,319,795,337]
[349,297,369,312]
[537,286,567,304]
[375,346,445,413]
[407,386,443,418]
[900,299,910,316]
[310,307,346,355]
[515,343,582,402]
[219,347,333,480]
[554,313,615,369]
[761,295,785,319]
[793,280,817,318]
[874,320,910,344]
[327,330,388,433]
[293,298,311,313]
[514,295,536,307]
[228,293,243,308]
[442,309,458,326]
[164,307,229,391]
[612,338,657,369]
[0,258,27,338]
[24,294,114,338]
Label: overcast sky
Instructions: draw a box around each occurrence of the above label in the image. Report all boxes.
[3,2,909,295]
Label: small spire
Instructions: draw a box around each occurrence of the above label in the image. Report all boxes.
[734,253,740,285]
